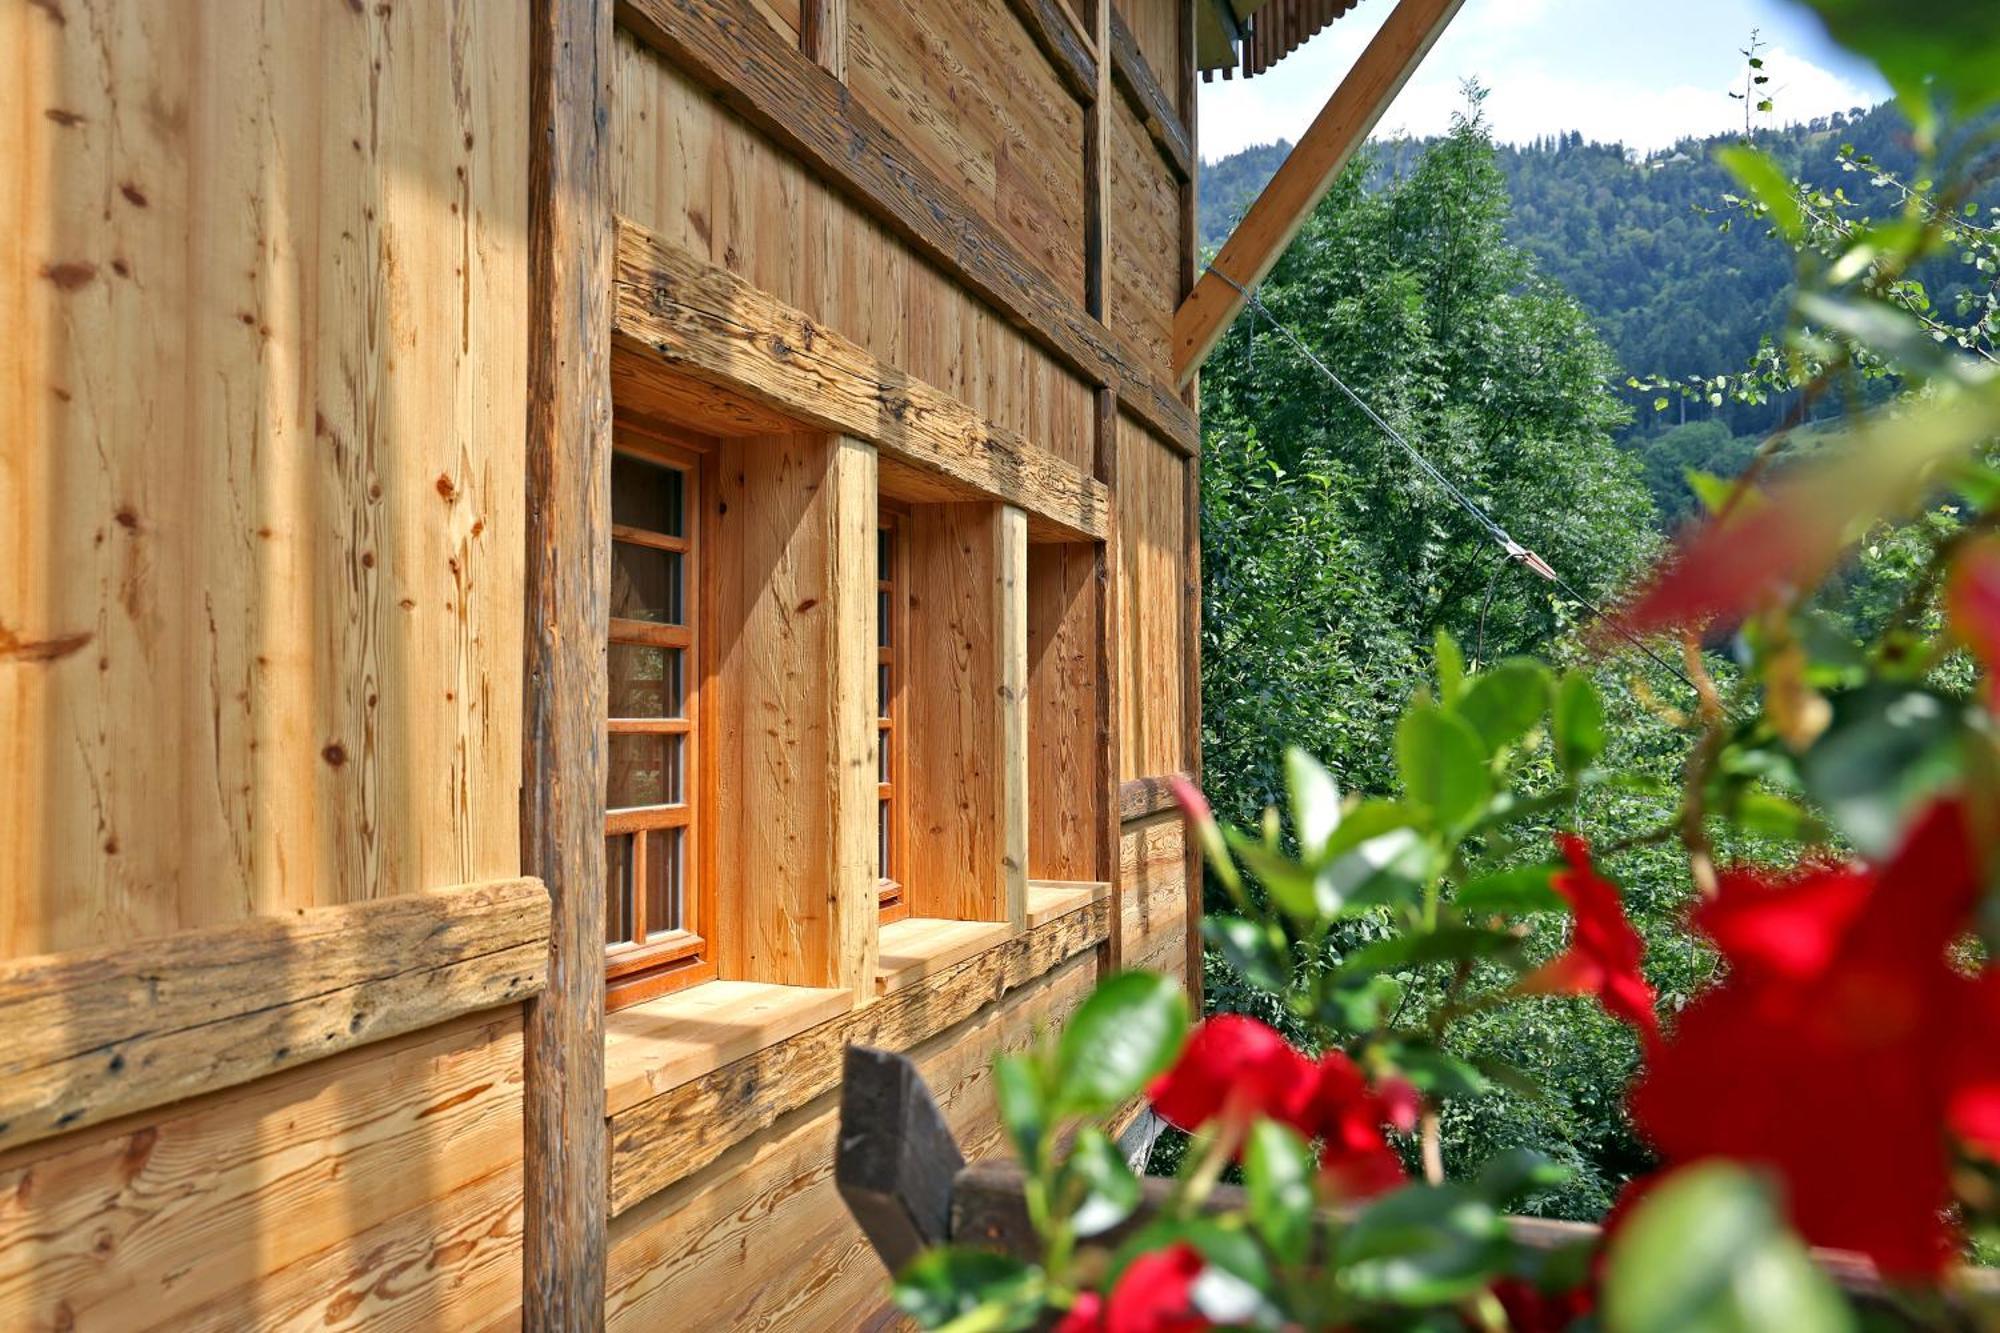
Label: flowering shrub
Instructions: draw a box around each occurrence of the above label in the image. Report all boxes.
[891,9,2000,1331]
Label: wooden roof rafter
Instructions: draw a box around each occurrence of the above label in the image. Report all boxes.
[1171,0,1465,386]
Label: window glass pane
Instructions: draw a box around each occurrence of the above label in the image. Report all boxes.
[878,801,890,880]
[878,662,891,716]
[611,542,685,625]
[643,827,684,937]
[608,733,683,808]
[613,452,686,537]
[608,643,683,718]
[878,730,890,781]
[606,834,635,944]
[877,525,890,576]
[878,589,891,648]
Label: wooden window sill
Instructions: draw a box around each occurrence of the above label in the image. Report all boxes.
[604,979,854,1115]
[1026,879,1110,929]
[876,918,1014,995]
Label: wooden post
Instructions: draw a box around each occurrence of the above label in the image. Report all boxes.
[1094,391,1122,973]
[837,1046,967,1275]
[1170,0,1467,385]
[522,0,613,1323]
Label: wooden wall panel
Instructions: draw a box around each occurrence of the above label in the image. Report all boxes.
[1118,0,1182,118]
[1116,418,1188,782]
[0,0,530,957]
[847,0,1087,302]
[0,1013,526,1331]
[605,951,1098,1331]
[1120,813,1186,982]
[1026,544,1104,881]
[1104,95,1182,381]
[609,32,1097,476]
[710,434,877,991]
[904,505,1029,927]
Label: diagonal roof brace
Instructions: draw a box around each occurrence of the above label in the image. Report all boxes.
[1171,0,1466,387]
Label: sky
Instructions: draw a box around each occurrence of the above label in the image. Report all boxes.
[1198,0,1891,162]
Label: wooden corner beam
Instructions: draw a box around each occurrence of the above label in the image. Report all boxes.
[1169,0,1465,387]
[1003,0,1099,106]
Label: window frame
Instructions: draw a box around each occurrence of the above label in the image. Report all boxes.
[605,429,718,1009]
[877,503,910,924]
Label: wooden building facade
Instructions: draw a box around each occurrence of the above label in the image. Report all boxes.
[1,0,1453,1324]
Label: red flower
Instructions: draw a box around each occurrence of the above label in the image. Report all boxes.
[1310,1051,1406,1199]
[1947,536,2000,672]
[1054,1244,1211,1333]
[1606,497,1818,637]
[1375,1073,1423,1135]
[1520,835,1658,1043]
[1632,801,1998,1275]
[1148,1015,1318,1136]
[1490,1275,1594,1332]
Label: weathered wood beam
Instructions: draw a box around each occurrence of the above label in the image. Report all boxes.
[1170,0,1466,386]
[524,0,614,1322]
[614,0,1200,457]
[1108,6,1193,182]
[800,0,846,77]
[837,1046,968,1276]
[608,896,1109,1214]
[1003,0,1098,106]
[613,216,1112,543]
[1096,393,1124,969]
[1119,771,1191,821]
[0,879,549,1154]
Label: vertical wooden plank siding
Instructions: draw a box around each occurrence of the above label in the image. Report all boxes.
[1177,0,1204,1007]
[801,0,848,76]
[523,0,614,1322]
[1093,389,1125,968]
[710,435,878,991]
[904,504,1028,926]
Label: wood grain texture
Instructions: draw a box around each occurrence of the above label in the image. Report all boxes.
[1116,419,1189,781]
[1120,813,1186,983]
[1173,0,1467,383]
[1027,543,1105,880]
[835,1046,966,1278]
[608,896,1108,1214]
[613,218,1110,542]
[1107,5,1192,181]
[1,0,530,961]
[605,980,855,1115]
[877,919,1015,995]
[614,0,1199,455]
[799,0,847,75]
[710,434,877,991]
[904,504,1029,927]
[610,32,1100,478]
[1119,771,1192,820]
[848,0,1088,300]
[0,1014,526,1332]
[1118,0,1180,102]
[0,879,548,1155]
[1181,378,1205,1007]
[523,0,614,1322]
[1105,95,1185,383]
[606,950,1101,1328]
[1002,0,1100,105]
[1092,387,1125,969]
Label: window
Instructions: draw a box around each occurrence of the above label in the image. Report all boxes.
[877,507,908,924]
[606,439,713,1007]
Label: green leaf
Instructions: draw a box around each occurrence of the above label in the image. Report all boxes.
[1435,629,1467,705]
[1720,788,1821,843]
[1319,827,1437,917]
[1054,971,1189,1115]
[1063,1126,1141,1237]
[1801,0,2000,115]
[1397,703,1490,830]
[1337,1184,1512,1306]
[1285,747,1342,861]
[1245,1121,1317,1268]
[1224,826,1322,923]
[1799,684,1973,857]
[993,1054,1046,1165]
[1716,145,1803,243]
[1553,671,1607,776]
[1683,469,1740,516]
[1473,1148,1570,1208]
[1454,863,1563,916]
[1456,659,1553,753]
[1338,926,1521,981]
[1203,914,1290,994]
[1601,1162,1854,1333]
[1388,1044,1494,1098]
[1324,799,1420,857]
[893,1248,1042,1330]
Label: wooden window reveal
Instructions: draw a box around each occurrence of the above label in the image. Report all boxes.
[606,440,715,1007]
[877,508,909,924]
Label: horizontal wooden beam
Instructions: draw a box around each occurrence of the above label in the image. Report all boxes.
[614,0,1200,457]
[608,895,1108,1214]
[1003,0,1098,106]
[613,216,1111,543]
[0,878,551,1153]
[1171,0,1466,386]
[1120,771,1191,821]
[1108,6,1192,182]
